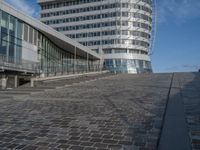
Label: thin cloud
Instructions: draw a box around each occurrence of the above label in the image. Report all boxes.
[157,0,200,24]
[183,64,200,70]
[5,0,38,18]
[165,64,200,72]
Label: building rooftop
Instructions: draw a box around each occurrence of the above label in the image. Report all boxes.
[0,72,199,149]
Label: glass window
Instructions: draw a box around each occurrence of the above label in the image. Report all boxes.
[8,42,15,57]
[24,24,28,42]
[16,38,22,46]
[9,35,15,44]
[1,11,8,28]
[115,49,127,53]
[9,16,16,33]
[0,39,8,55]
[1,32,8,41]
[29,27,33,44]
[33,30,37,46]
[17,21,23,39]
[16,45,22,62]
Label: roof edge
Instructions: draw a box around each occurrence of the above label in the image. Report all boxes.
[37,0,64,4]
[0,0,101,60]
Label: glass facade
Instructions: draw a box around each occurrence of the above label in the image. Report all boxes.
[0,9,100,75]
[0,10,22,63]
[37,32,99,75]
[104,59,152,73]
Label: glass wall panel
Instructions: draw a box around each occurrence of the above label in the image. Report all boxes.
[24,24,28,42]
[16,45,22,62]
[8,42,14,57]
[1,32,8,41]
[33,30,37,45]
[0,39,8,55]
[1,11,8,28]
[29,27,33,44]
[9,16,16,36]
[17,21,23,39]
[0,11,8,55]
[0,10,23,62]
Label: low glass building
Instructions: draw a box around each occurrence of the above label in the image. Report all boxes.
[0,1,101,76]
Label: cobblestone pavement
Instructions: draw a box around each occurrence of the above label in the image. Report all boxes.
[0,73,199,150]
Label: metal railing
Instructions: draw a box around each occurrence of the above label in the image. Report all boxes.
[39,64,103,77]
[0,54,104,76]
[0,54,39,74]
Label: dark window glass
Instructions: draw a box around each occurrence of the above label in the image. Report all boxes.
[9,43,15,57]
[0,39,8,55]
[1,32,8,41]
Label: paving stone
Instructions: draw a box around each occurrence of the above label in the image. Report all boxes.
[90,138,102,143]
[84,147,96,150]
[70,145,84,150]
[22,145,38,150]
[6,143,19,149]
[80,141,93,146]
[102,139,118,144]
[35,142,49,146]
[56,139,68,144]
[68,140,81,145]
[0,73,199,149]
[15,144,27,149]
[57,144,70,148]
[108,144,122,149]
[94,143,108,148]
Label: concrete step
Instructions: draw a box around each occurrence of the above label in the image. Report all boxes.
[34,86,56,89]
[14,87,49,92]
[0,91,32,95]
[0,72,113,100]
[0,93,28,97]
[37,74,111,87]
[0,95,13,99]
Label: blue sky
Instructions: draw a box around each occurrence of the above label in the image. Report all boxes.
[5,0,200,73]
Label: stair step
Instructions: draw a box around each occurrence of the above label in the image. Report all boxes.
[0,91,31,94]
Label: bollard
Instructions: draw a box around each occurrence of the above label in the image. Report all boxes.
[30,78,35,87]
[1,76,7,90]
[14,75,19,88]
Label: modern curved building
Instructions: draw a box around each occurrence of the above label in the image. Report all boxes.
[38,0,153,73]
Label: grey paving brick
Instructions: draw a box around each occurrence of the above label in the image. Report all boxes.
[0,73,199,149]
